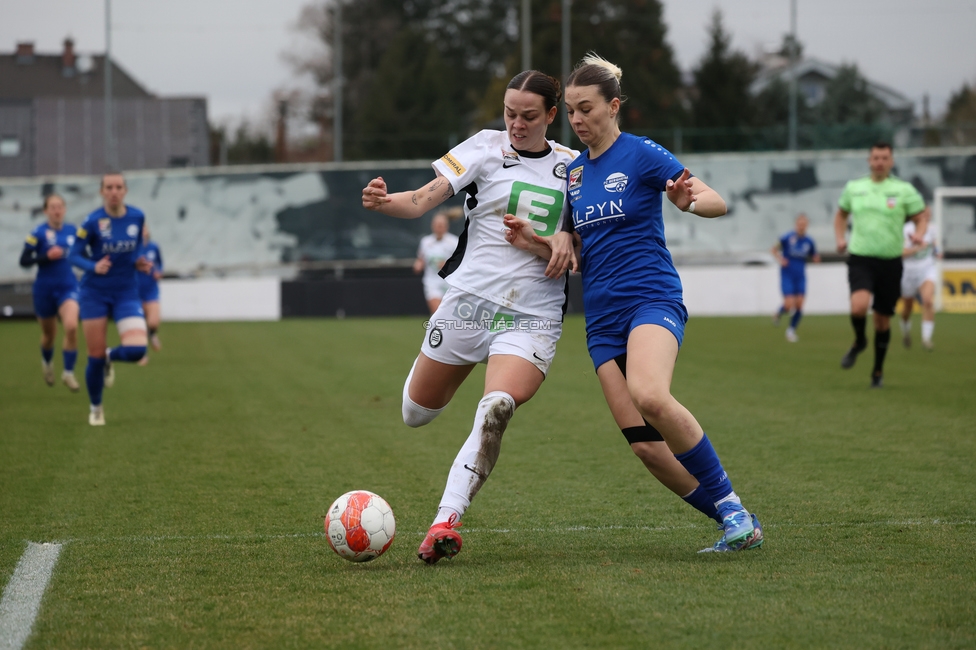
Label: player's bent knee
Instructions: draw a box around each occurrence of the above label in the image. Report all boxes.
[402,396,444,428]
[630,389,671,423]
[117,316,147,335]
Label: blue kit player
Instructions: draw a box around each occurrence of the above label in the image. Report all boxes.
[20,193,81,391]
[506,54,763,553]
[137,225,164,362]
[69,173,152,425]
[772,214,820,342]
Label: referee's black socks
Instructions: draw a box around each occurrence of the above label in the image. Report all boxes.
[873,329,891,374]
[851,315,868,349]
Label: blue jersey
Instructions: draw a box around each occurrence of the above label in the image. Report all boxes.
[22,222,79,287]
[779,232,817,275]
[567,133,686,315]
[69,206,146,292]
[137,241,163,295]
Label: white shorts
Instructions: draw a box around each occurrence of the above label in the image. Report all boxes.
[422,277,450,301]
[901,263,938,298]
[420,288,562,376]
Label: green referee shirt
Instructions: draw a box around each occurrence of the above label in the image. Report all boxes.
[838,175,925,259]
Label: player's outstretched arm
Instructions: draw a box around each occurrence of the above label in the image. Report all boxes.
[665,169,726,218]
[908,207,930,243]
[362,174,454,220]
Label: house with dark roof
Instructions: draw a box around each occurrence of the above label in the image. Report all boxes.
[0,39,209,177]
[750,54,915,126]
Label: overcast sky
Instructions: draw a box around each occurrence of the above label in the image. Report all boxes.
[3,0,974,127]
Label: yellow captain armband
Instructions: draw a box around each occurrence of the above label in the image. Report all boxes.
[25,234,37,245]
[77,227,87,238]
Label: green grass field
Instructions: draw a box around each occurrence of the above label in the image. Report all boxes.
[2,314,975,648]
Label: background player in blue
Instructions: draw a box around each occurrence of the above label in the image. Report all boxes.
[136,224,164,363]
[19,193,81,391]
[69,173,151,426]
[509,54,763,553]
[772,213,821,342]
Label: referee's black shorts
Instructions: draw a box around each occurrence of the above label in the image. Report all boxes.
[847,254,903,316]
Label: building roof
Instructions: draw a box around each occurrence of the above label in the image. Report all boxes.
[750,57,913,113]
[0,41,153,100]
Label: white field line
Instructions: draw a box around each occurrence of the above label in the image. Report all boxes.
[37,519,976,545]
[0,542,62,650]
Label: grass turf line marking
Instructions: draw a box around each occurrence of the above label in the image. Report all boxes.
[35,519,976,546]
[0,542,61,650]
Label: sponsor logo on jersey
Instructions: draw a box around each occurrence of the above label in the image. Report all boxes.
[553,162,567,180]
[45,229,56,244]
[569,166,584,191]
[604,172,628,193]
[98,218,112,238]
[126,224,139,237]
[573,199,626,229]
[507,182,564,237]
[102,240,139,254]
[663,316,677,328]
[440,153,466,177]
[502,150,521,168]
[886,196,898,209]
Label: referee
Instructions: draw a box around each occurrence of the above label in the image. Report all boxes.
[834,142,928,388]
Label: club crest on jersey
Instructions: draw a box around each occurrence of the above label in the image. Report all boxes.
[886,196,898,209]
[569,166,584,191]
[604,172,629,193]
[553,162,567,180]
[127,224,139,237]
[98,218,112,238]
[502,150,521,168]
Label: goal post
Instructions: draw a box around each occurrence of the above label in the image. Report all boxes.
[932,186,976,311]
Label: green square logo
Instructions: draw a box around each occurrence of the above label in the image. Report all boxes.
[507,182,564,237]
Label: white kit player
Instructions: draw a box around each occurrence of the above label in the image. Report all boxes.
[899,217,941,350]
[413,211,460,313]
[362,70,578,565]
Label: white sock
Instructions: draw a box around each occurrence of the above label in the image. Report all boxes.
[921,320,934,342]
[401,358,444,427]
[435,391,516,521]
[900,318,911,334]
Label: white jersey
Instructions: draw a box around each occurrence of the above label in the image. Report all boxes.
[431,129,579,320]
[417,233,460,284]
[903,221,938,269]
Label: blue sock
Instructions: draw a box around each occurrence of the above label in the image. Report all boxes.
[63,349,77,372]
[675,434,737,517]
[41,347,54,364]
[682,485,722,524]
[85,357,106,406]
[790,310,803,329]
[109,345,147,362]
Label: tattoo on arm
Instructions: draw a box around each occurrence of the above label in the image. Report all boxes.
[428,179,444,193]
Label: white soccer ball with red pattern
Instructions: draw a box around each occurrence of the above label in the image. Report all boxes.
[324,490,396,562]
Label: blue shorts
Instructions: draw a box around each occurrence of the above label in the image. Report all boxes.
[586,299,689,370]
[138,278,160,303]
[32,282,80,319]
[80,285,145,321]
[781,269,806,296]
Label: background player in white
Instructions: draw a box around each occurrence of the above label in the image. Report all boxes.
[899,215,940,350]
[362,70,577,565]
[413,210,459,314]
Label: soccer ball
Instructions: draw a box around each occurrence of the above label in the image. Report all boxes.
[324,490,396,562]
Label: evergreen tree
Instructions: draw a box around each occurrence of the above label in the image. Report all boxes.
[690,10,758,151]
